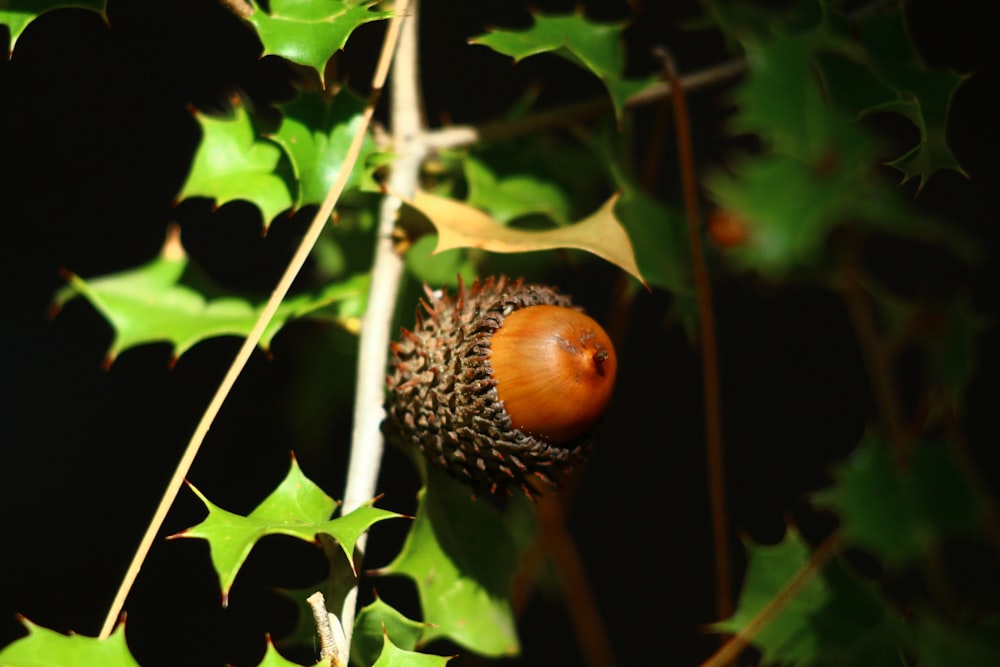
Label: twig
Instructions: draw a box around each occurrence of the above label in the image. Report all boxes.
[217,0,254,19]
[308,591,346,666]
[698,533,841,667]
[97,1,411,642]
[658,48,733,625]
[338,0,423,656]
[421,58,746,151]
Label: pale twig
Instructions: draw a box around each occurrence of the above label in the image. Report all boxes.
[97,2,410,643]
[422,58,746,151]
[308,591,347,666]
[218,0,254,19]
[338,0,423,656]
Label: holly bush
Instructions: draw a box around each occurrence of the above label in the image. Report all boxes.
[1,0,998,666]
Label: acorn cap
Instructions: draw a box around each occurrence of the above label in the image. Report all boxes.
[382,275,611,495]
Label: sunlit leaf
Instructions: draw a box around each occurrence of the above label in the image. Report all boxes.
[174,455,402,603]
[351,597,426,667]
[257,638,321,667]
[714,527,903,665]
[52,229,370,363]
[177,104,293,228]
[0,0,105,53]
[406,189,645,285]
[470,12,657,120]
[0,618,138,667]
[377,465,520,657]
[813,435,986,568]
[246,0,393,84]
[372,634,452,667]
[270,89,381,208]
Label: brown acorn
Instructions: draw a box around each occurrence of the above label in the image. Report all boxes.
[382,275,617,495]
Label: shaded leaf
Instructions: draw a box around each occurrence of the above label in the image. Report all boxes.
[377,465,520,657]
[175,455,402,602]
[715,527,903,665]
[406,189,645,285]
[813,435,986,568]
[52,229,370,363]
[246,0,393,84]
[916,614,1000,667]
[0,0,105,53]
[257,638,321,667]
[177,104,293,228]
[372,634,452,667]
[351,597,426,667]
[0,618,138,667]
[270,89,381,208]
[470,12,656,120]
[464,155,572,225]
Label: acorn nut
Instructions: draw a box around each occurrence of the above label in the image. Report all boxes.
[382,276,617,495]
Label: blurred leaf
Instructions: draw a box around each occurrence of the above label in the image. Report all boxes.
[0,619,138,667]
[257,639,321,667]
[175,456,402,602]
[715,527,903,665]
[372,634,452,667]
[246,0,393,84]
[470,12,657,120]
[0,0,106,52]
[178,104,293,228]
[406,190,645,285]
[53,229,370,363]
[858,9,969,189]
[351,597,426,667]
[916,614,1000,667]
[464,155,572,225]
[403,235,478,291]
[813,435,986,568]
[270,89,381,208]
[378,465,520,657]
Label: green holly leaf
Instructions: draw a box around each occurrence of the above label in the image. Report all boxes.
[0,0,106,53]
[174,455,402,603]
[178,104,294,228]
[859,9,969,189]
[270,90,381,209]
[377,465,520,658]
[464,155,572,225]
[470,12,657,121]
[258,638,321,667]
[813,435,986,568]
[52,230,370,363]
[372,634,452,667]
[246,0,393,84]
[0,618,139,667]
[350,597,426,667]
[714,527,903,665]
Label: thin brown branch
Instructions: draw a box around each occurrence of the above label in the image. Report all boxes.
[659,48,733,625]
[698,534,842,667]
[422,58,746,151]
[218,0,254,19]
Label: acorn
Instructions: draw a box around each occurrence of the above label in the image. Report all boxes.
[382,275,617,495]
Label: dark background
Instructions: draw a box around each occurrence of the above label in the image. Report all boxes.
[1,0,999,665]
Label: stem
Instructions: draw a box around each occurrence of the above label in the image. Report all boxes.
[422,58,746,151]
[338,0,423,655]
[217,0,254,19]
[658,49,733,624]
[97,1,411,641]
[698,534,841,667]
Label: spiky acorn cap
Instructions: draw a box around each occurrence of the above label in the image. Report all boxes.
[382,275,613,495]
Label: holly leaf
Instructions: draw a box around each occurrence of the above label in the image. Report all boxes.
[52,229,370,364]
[173,455,402,603]
[0,618,138,667]
[372,634,452,667]
[714,527,903,665]
[376,465,520,657]
[464,155,572,225]
[246,0,393,84]
[405,189,645,286]
[859,9,969,189]
[0,0,106,54]
[177,104,294,228]
[258,638,321,667]
[351,597,426,667]
[470,12,656,121]
[270,90,381,208]
[813,435,986,568]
